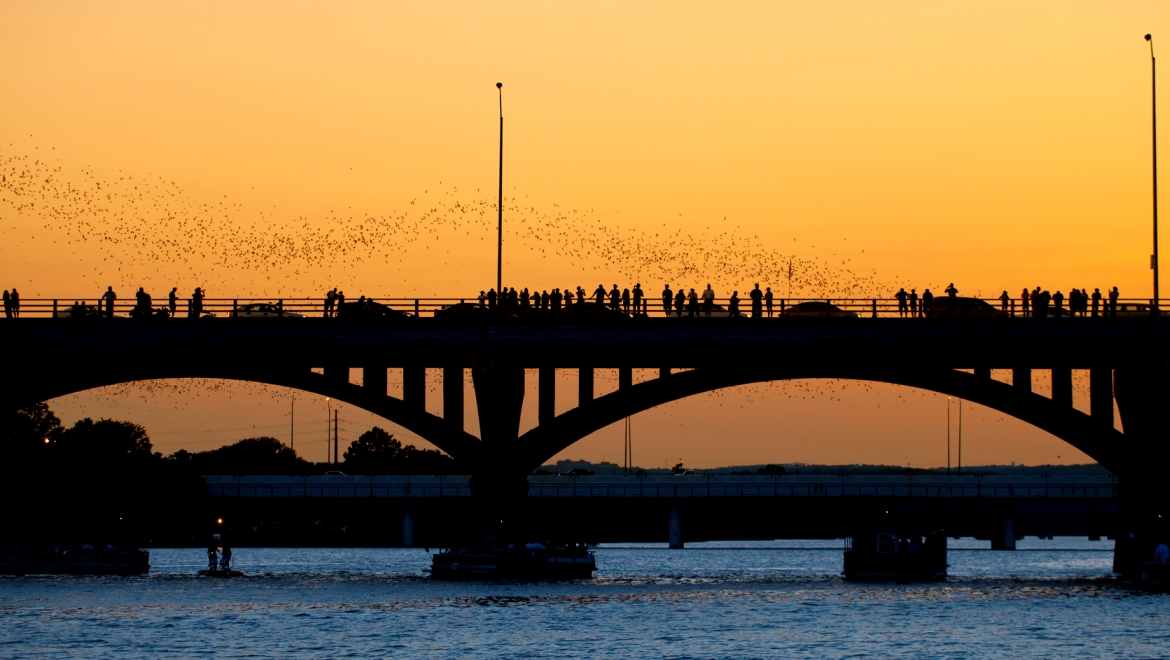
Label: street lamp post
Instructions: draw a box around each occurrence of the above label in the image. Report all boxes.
[496,82,504,295]
[1147,34,1160,309]
[946,396,952,474]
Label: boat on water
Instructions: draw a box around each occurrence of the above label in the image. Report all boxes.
[843,510,947,582]
[198,569,246,578]
[0,545,149,576]
[431,542,596,580]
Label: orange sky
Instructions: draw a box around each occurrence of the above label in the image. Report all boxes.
[2,1,1166,468]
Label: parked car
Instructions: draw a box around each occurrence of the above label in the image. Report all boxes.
[783,302,859,319]
[234,302,304,318]
[1112,303,1169,318]
[55,303,101,319]
[924,297,1003,319]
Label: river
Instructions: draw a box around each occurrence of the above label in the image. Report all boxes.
[2,539,1167,658]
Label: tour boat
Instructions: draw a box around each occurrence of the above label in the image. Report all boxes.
[843,511,948,582]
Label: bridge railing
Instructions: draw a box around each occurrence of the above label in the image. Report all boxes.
[8,295,1169,320]
[203,474,1118,499]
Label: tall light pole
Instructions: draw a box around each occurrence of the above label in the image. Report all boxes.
[1147,34,1160,308]
[946,396,952,474]
[496,82,504,295]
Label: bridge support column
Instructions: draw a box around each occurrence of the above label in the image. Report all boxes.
[1051,367,1072,408]
[401,506,415,547]
[659,367,670,379]
[363,366,387,396]
[990,513,1016,550]
[619,367,632,390]
[404,366,425,412]
[1012,368,1031,393]
[443,367,463,431]
[1090,367,1113,429]
[668,506,683,549]
[974,367,991,380]
[324,366,349,387]
[539,367,555,426]
[579,367,593,406]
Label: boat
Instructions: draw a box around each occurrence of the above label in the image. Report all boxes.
[431,542,596,580]
[843,510,947,582]
[0,545,149,576]
[198,569,246,578]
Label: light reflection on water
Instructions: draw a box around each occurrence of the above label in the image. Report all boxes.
[2,539,1168,659]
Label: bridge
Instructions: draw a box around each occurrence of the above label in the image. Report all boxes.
[200,473,1119,551]
[2,295,1167,566]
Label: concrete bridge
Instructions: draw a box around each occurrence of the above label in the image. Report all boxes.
[2,310,1167,563]
[200,473,1120,550]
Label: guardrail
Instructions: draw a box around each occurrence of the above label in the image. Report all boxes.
[5,295,1168,320]
[203,474,1119,500]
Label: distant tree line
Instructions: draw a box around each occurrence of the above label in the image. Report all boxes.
[0,403,455,546]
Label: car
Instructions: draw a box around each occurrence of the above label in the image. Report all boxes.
[234,303,304,318]
[560,468,596,477]
[1112,303,1169,318]
[55,303,102,319]
[783,302,859,319]
[335,299,408,320]
[923,297,1003,319]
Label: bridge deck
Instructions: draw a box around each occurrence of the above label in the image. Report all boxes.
[204,474,1118,500]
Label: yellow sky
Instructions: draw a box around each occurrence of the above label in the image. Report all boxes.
[1,1,1165,467]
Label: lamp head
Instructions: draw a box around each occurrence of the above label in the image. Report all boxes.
[1147,34,1153,41]
[496,82,503,89]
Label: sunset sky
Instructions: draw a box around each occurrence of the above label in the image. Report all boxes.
[2,1,1166,468]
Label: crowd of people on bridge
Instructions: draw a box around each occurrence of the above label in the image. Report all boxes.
[891,284,1126,318]
[468,283,786,318]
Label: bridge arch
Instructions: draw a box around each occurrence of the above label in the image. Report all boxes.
[516,368,1127,475]
[15,368,482,461]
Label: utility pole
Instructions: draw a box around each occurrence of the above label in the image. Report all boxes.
[958,398,963,476]
[1148,34,1161,309]
[496,81,504,294]
[290,393,294,451]
[333,409,339,465]
[946,396,951,474]
[325,397,330,463]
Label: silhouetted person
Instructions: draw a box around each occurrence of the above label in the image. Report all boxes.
[750,284,763,318]
[169,287,178,318]
[728,291,741,317]
[1091,288,1102,318]
[9,288,18,318]
[1052,290,1065,318]
[1109,287,1119,317]
[765,287,774,317]
[632,284,643,314]
[675,288,687,318]
[1035,290,1051,319]
[609,285,620,311]
[207,546,218,573]
[563,288,573,310]
[191,287,204,317]
[621,287,631,313]
[538,290,547,310]
[551,289,562,311]
[702,284,715,317]
[687,288,699,317]
[220,546,232,572]
[594,284,606,306]
[3,289,11,319]
[487,288,497,308]
[662,285,674,317]
[895,288,908,317]
[921,289,933,316]
[577,287,585,305]
[1021,288,1031,317]
[999,290,1010,315]
[909,289,918,317]
[945,283,958,298]
[102,286,117,318]
[324,288,336,317]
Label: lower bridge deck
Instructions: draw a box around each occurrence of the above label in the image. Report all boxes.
[205,474,1118,501]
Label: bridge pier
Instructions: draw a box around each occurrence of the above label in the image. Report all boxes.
[404,366,426,412]
[363,366,387,396]
[1012,367,1031,393]
[990,513,1016,550]
[1090,367,1113,429]
[402,506,415,547]
[669,506,683,549]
